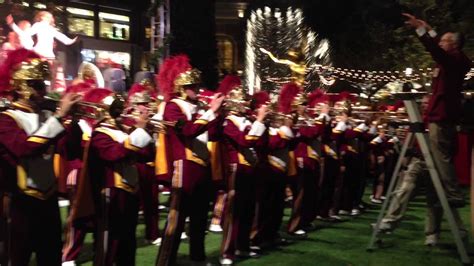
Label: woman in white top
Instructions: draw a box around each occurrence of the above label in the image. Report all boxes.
[7,11,77,59]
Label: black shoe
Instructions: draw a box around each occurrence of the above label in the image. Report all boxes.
[434,199,466,209]
[249,245,262,252]
[276,237,290,246]
[303,223,317,231]
[449,199,466,208]
[235,250,261,259]
[289,229,308,238]
[358,201,368,210]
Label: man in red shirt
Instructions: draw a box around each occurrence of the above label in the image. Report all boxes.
[403,14,472,245]
[403,13,472,208]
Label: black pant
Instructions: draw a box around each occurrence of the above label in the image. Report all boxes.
[251,165,286,245]
[157,161,211,266]
[97,188,139,266]
[9,193,62,266]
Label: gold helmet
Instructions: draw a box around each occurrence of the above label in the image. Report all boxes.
[158,55,201,101]
[217,75,246,113]
[10,56,51,100]
[174,69,201,88]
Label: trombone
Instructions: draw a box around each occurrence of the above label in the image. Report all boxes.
[43,95,110,120]
[120,113,177,133]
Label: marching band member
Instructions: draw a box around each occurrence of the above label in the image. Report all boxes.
[287,89,326,236]
[127,83,162,246]
[199,88,225,234]
[369,122,390,204]
[218,76,268,265]
[250,83,299,250]
[0,49,80,266]
[61,82,95,266]
[155,55,225,266]
[86,88,153,266]
[341,117,371,215]
[328,92,356,219]
[315,94,339,221]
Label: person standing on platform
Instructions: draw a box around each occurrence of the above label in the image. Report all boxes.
[6,12,77,92]
[403,13,472,245]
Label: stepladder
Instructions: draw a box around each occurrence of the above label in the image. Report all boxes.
[367,92,471,265]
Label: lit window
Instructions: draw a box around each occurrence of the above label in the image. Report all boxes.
[68,17,94,37]
[98,12,129,23]
[67,7,94,17]
[33,2,46,9]
[67,7,94,37]
[99,12,130,41]
[217,36,235,73]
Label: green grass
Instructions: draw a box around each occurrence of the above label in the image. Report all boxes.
[58,188,471,266]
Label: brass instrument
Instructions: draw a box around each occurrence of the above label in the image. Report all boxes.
[196,93,250,113]
[43,95,124,121]
[119,112,177,133]
[77,61,105,88]
[0,98,11,111]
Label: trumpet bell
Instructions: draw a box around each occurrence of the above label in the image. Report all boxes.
[78,62,105,88]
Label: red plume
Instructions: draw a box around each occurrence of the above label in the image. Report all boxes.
[307,89,329,107]
[83,88,113,104]
[65,82,93,95]
[327,93,340,102]
[278,83,301,114]
[127,83,148,103]
[253,91,270,109]
[392,100,404,111]
[157,54,192,101]
[339,91,357,102]
[217,75,241,95]
[198,89,214,104]
[0,48,42,94]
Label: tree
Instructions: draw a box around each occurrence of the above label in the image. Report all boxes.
[302,0,473,71]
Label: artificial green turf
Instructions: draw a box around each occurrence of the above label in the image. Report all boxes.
[56,189,471,266]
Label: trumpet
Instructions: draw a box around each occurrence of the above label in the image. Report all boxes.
[42,95,125,120]
[197,94,250,113]
[120,113,178,133]
[0,98,11,111]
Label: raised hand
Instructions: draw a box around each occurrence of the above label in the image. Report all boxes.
[56,93,82,118]
[6,14,13,25]
[256,104,269,122]
[134,105,149,129]
[210,92,225,113]
[402,13,423,28]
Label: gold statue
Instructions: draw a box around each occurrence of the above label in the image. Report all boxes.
[259,47,306,86]
[259,42,335,89]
